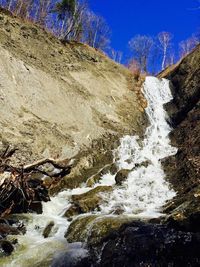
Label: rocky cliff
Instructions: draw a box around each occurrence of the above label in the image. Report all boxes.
[0,8,146,170]
[161,45,200,230]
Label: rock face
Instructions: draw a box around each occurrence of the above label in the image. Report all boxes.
[163,44,200,125]
[89,222,200,267]
[160,44,200,230]
[0,8,146,169]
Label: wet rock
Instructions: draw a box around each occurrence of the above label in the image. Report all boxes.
[164,186,200,232]
[43,221,55,238]
[63,136,121,191]
[64,205,82,218]
[86,163,118,187]
[86,174,102,187]
[115,169,130,185]
[100,163,118,176]
[0,224,21,237]
[0,240,14,256]
[64,186,112,217]
[65,215,134,246]
[51,243,91,267]
[65,215,98,242]
[71,186,113,202]
[110,204,125,215]
[90,222,200,267]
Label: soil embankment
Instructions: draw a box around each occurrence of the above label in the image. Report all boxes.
[0,8,146,169]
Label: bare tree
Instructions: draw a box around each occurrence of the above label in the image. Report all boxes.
[83,10,110,50]
[157,31,173,70]
[179,36,199,57]
[33,0,52,25]
[110,49,123,63]
[15,0,34,19]
[128,35,154,73]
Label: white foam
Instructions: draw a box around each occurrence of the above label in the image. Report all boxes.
[99,77,177,216]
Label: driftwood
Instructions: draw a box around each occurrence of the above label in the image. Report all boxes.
[0,146,73,216]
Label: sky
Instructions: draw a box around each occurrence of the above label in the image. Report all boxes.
[89,0,200,63]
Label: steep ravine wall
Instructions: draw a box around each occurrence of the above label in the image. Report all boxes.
[161,44,200,230]
[0,8,146,175]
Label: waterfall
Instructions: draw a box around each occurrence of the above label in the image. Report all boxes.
[98,77,177,216]
[1,77,177,266]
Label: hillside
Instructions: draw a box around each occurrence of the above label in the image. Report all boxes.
[0,8,146,167]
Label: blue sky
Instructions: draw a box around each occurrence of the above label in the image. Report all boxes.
[89,0,200,62]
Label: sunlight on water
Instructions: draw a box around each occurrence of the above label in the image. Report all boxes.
[99,77,177,216]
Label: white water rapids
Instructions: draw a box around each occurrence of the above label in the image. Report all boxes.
[0,77,177,266]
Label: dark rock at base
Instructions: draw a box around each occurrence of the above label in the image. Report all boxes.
[51,257,91,267]
[0,240,14,256]
[51,243,91,267]
[89,222,200,267]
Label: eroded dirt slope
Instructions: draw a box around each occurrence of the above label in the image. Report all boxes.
[0,8,146,166]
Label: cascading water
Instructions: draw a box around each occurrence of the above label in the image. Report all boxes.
[98,77,177,216]
[1,77,177,267]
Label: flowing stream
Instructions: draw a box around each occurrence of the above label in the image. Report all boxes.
[0,77,177,266]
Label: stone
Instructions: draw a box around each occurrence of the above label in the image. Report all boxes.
[86,163,118,187]
[0,224,21,237]
[43,221,55,238]
[65,215,134,246]
[115,169,130,185]
[0,240,14,256]
[92,222,200,267]
[64,186,113,217]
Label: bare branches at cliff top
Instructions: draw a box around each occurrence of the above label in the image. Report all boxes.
[129,35,154,73]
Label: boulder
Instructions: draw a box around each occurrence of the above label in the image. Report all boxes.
[64,186,113,217]
[0,224,21,237]
[115,169,130,185]
[0,240,14,256]
[43,221,55,238]
[65,215,134,246]
[91,222,200,267]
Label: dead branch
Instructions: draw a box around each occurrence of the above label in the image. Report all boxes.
[0,146,74,217]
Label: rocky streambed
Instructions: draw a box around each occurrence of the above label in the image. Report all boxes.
[1,76,200,267]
